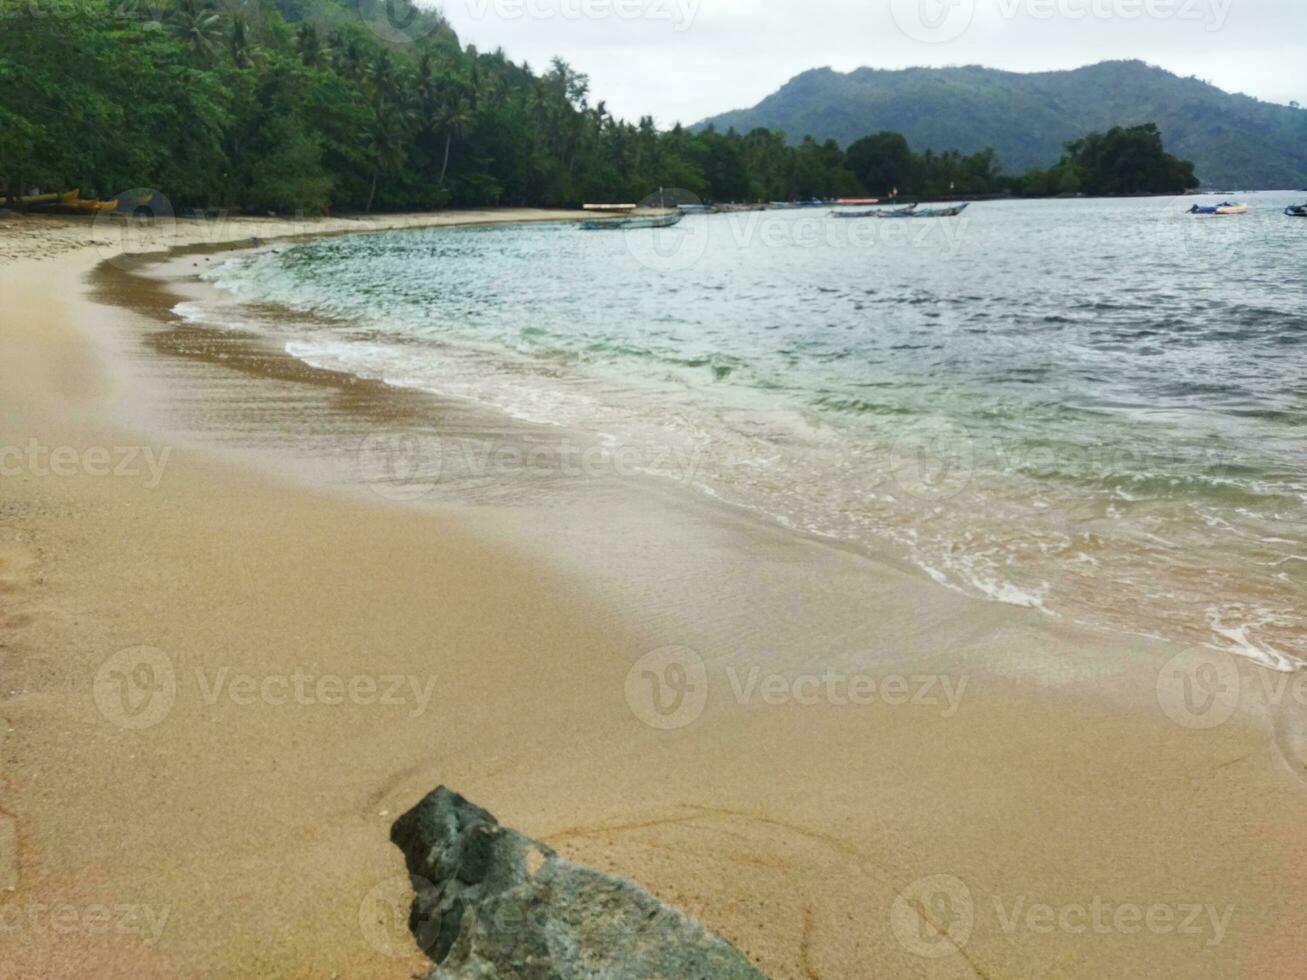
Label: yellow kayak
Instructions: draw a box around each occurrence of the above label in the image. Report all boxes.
[12,189,115,213]
[16,190,70,205]
[65,196,117,213]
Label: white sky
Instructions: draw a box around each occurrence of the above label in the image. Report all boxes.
[435,0,1305,126]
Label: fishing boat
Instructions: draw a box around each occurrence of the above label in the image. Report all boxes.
[1187,202,1248,215]
[580,212,684,231]
[841,202,969,219]
[832,203,917,219]
[908,203,969,218]
[770,199,832,210]
[1284,204,1307,217]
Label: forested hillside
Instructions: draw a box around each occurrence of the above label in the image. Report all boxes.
[698,61,1307,188]
[1,0,850,210]
[0,3,1203,210]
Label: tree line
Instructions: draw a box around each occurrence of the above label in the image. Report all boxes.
[0,0,1199,212]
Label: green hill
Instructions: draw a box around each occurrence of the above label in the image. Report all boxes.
[697,61,1307,188]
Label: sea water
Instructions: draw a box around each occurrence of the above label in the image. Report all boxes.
[176,194,1307,668]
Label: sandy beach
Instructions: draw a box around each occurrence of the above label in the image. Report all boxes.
[2,209,1306,979]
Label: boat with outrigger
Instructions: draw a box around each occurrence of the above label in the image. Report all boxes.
[580,212,684,231]
[832,202,969,219]
[1187,201,1248,215]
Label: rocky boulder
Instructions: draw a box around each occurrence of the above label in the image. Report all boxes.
[390,787,767,980]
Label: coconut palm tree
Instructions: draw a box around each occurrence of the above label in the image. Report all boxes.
[437,97,473,190]
[364,105,409,213]
[167,0,225,61]
[227,10,257,68]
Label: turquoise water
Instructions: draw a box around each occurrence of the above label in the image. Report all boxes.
[184,194,1307,667]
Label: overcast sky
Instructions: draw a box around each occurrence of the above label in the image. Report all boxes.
[433,0,1304,126]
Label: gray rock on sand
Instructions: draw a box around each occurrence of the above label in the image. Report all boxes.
[390,787,768,980]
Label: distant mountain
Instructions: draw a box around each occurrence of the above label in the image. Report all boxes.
[696,61,1307,188]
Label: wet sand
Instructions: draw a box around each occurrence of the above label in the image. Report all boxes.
[1,210,1305,979]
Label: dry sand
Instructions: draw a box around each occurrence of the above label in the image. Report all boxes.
[1,210,1305,979]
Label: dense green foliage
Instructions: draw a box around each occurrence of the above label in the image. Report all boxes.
[844,131,1001,197]
[1012,124,1199,196]
[0,0,862,210]
[0,0,1200,210]
[700,61,1307,188]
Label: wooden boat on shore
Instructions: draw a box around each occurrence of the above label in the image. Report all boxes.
[836,198,880,206]
[65,196,117,214]
[9,189,116,213]
[13,190,69,206]
[580,212,684,231]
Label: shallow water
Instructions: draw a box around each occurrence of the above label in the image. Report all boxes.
[179,194,1307,668]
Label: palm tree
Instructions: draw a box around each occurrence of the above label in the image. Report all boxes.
[437,97,473,190]
[296,22,324,69]
[227,11,256,68]
[168,0,225,61]
[365,105,409,213]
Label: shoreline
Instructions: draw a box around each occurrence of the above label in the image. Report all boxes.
[2,210,1306,978]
